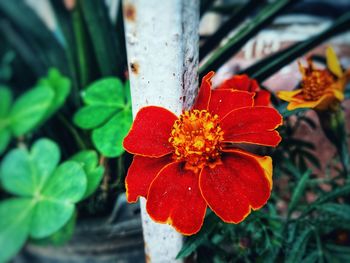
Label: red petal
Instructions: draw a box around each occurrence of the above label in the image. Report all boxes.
[254,90,271,106]
[199,150,272,223]
[193,71,214,110]
[146,162,207,235]
[125,155,173,202]
[218,75,252,91]
[123,106,177,157]
[208,89,254,119]
[221,106,282,147]
[250,79,260,92]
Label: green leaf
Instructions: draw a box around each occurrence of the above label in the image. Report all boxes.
[2,160,85,240]
[42,161,87,202]
[73,105,118,129]
[71,150,104,198]
[301,251,318,263]
[9,87,54,136]
[29,200,74,239]
[80,0,125,77]
[0,198,34,263]
[85,167,104,196]
[71,150,98,173]
[74,77,133,157]
[302,183,350,216]
[315,183,350,205]
[71,2,90,88]
[0,75,68,155]
[283,159,303,178]
[31,138,61,190]
[0,86,12,118]
[0,148,35,196]
[124,80,131,104]
[288,170,311,215]
[92,109,132,157]
[30,161,86,238]
[325,244,350,260]
[286,228,313,263]
[0,139,87,261]
[38,68,71,120]
[317,203,350,221]
[32,211,77,246]
[0,129,11,155]
[0,139,61,196]
[82,78,125,107]
[177,212,218,259]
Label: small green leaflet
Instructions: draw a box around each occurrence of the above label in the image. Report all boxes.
[71,150,105,199]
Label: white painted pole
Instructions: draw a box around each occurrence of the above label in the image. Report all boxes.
[123,0,199,262]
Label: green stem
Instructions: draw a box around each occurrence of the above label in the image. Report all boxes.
[58,114,86,150]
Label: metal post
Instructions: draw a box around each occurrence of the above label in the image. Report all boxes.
[123,0,199,261]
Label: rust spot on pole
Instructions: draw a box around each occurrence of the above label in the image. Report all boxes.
[124,4,136,21]
[144,242,151,263]
[130,62,139,74]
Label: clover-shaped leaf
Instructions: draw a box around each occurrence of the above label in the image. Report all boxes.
[38,68,71,121]
[0,85,54,155]
[9,86,54,137]
[0,198,33,263]
[71,150,105,199]
[0,69,71,155]
[0,139,87,262]
[32,211,77,247]
[73,78,132,157]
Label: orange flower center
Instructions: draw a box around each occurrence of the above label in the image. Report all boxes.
[169,110,224,173]
[302,69,335,101]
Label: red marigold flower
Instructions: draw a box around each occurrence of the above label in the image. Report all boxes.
[218,74,271,106]
[123,71,282,235]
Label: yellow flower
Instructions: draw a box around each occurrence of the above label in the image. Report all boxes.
[277,46,350,111]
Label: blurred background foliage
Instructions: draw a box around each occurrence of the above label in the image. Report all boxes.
[0,0,349,262]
